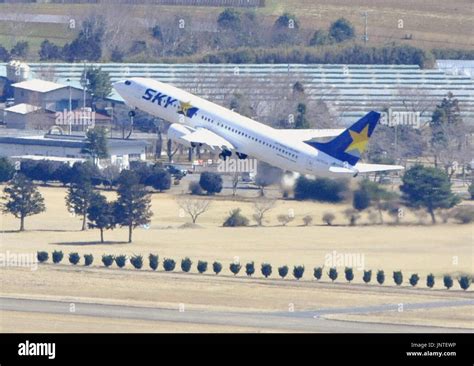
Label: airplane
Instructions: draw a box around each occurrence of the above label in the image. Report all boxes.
[113,77,403,177]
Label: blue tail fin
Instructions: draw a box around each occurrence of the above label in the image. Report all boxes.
[305,111,380,166]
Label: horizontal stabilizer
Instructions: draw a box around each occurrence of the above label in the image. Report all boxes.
[329,163,404,175]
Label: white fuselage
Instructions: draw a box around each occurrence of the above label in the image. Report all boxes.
[114,77,345,176]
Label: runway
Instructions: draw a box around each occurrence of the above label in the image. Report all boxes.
[1,296,472,333]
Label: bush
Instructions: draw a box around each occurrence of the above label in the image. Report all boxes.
[163,258,176,272]
[313,266,323,280]
[114,255,126,268]
[223,208,249,227]
[363,270,372,284]
[409,273,419,287]
[84,254,94,266]
[468,182,474,200]
[230,262,242,276]
[261,263,272,278]
[130,255,143,269]
[149,254,159,271]
[277,214,294,226]
[322,212,336,225]
[452,206,474,224]
[189,181,203,195]
[344,267,354,283]
[278,265,288,279]
[443,275,453,289]
[328,267,338,282]
[393,271,403,286]
[52,250,64,264]
[102,254,114,267]
[293,265,305,280]
[199,172,223,195]
[69,252,80,265]
[181,257,193,272]
[197,260,208,274]
[0,157,15,183]
[37,251,49,263]
[426,273,435,288]
[458,276,471,291]
[376,270,385,285]
[212,261,222,275]
[353,189,371,211]
[294,176,348,202]
[245,262,255,276]
[302,215,313,226]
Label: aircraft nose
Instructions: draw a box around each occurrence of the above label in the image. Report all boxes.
[112,79,129,95]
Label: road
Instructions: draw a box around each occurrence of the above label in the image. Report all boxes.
[1,296,472,333]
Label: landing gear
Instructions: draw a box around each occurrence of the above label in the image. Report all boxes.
[236,152,248,160]
[218,149,232,161]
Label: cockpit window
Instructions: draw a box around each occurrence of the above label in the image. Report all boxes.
[125,80,131,86]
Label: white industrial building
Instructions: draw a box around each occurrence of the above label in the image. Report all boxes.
[0,133,148,169]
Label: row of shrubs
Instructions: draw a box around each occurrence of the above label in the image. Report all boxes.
[36,251,472,290]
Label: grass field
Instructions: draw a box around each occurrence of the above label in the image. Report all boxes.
[0,185,472,332]
[0,0,472,60]
[0,185,472,280]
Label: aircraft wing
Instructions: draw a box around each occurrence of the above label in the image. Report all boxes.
[329,163,404,175]
[181,128,235,151]
[279,128,346,141]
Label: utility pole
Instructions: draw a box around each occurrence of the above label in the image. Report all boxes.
[67,78,72,135]
[362,11,368,44]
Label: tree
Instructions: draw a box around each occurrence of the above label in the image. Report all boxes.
[261,263,272,278]
[245,262,255,276]
[87,192,116,243]
[400,165,460,223]
[329,18,355,43]
[2,174,45,231]
[252,198,276,226]
[353,188,371,211]
[39,40,62,60]
[255,161,282,196]
[293,265,305,280]
[66,180,95,231]
[212,261,222,275]
[181,257,192,272]
[443,275,453,290]
[217,8,241,31]
[278,265,289,279]
[177,198,211,224]
[197,260,207,274]
[328,267,338,282]
[230,262,242,276]
[429,93,469,178]
[84,66,112,102]
[10,41,29,59]
[393,271,403,286]
[313,266,323,280]
[376,270,385,285]
[63,15,105,61]
[0,46,10,62]
[0,158,15,183]
[294,103,309,129]
[302,215,313,226]
[458,276,471,291]
[322,212,336,225]
[426,273,435,288]
[363,270,372,284]
[277,214,294,226]
[81,127,109,165]
[409,273,420,287]
[310,30,331,46]
[114,170,152,243]
[344,267,354,283]
[199,172,223,195]
[223,208,249,227]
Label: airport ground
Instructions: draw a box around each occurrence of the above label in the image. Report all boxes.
[0,183,473,332]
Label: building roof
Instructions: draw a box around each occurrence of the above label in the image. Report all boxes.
[4,103,42,115]
[12,79,67,93]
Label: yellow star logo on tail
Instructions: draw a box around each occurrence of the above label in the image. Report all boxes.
[345,125,370,155]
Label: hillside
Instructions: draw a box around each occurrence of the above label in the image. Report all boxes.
[0,0,472,60]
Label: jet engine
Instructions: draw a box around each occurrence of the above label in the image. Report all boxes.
[167,123,195,148]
